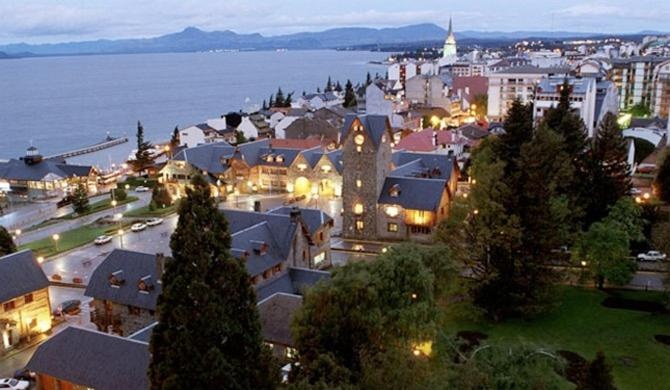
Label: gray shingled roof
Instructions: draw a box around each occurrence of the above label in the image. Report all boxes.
[0,250,49,303]
[129,322,157,343]
[378,177,447,211]
[27,327,149,390]
[84,249,162,310]
[492,65,570,75]
[391,151,456,181]
[256,267,330,301]
[0,158,93,182]
[258,293,303,346]
[341,114,391,149]
[173,141,235,174]
[268,206,333,236]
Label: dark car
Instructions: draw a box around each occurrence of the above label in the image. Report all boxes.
[56,195,73,208]
[55,299,81,316]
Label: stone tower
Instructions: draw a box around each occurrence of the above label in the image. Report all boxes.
[443,17,457,59]
[341,114,393,240]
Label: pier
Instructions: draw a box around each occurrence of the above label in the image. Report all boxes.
[45,136,128,160]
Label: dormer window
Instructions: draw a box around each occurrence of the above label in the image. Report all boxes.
[251,240,268,255]
[297,163,307,171]
[276,155,284,163]
[109,270,125,288]
[138,275,154,294]
[389,184,401,197]
[321,164,331,173]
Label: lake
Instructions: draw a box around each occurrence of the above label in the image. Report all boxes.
[0,50,387,167]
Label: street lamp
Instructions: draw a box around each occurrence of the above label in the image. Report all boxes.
[14,229,21,245]
[118,229,124,249]
[36,256,44,264]
[52,234,60,252]
[234,189,240,208]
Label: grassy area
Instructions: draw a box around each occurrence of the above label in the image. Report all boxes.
[441,287,670,389]
[19,221,131,258]
[59,196,139,220]
[118,176,158,189]
[124,203,178,218]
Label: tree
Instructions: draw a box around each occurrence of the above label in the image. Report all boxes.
[268,94,274,108]
[285,92,293,107]
[132,121,154,172]
[274,87,285,107]
[577,351,617,390]
[0,226,17,257]
[471,94,488,120]
[71,183,90,215]
[325,76,333,92]
[261,99,268,111]
[574,221,636,289]
[583,113,631,225]
[343,79,357,108]
[149,175,277,389]
[494,99,533,176]
[111,187,127,202]
[654,148,670,203]
[235,131,247,145]
[627,102,651,118]
[151,184,172,209]
[365,72,372,86]
[170,126,180,149]
[334,81,343,93]
[293,244,443,385]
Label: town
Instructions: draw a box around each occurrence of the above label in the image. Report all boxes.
[1,11,670,390]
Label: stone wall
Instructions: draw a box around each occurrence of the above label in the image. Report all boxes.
[90,300,156,337]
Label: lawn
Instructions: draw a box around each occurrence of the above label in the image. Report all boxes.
[20,221,131,258]
[59,196,138,220]
[441,287,670,389]
[124,203,178,218]
[118,176,158,189]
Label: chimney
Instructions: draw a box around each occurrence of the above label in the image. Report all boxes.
[290,206,302,223]
[155,253,165,284]
[433,131,439,148]
[254,200,262,212]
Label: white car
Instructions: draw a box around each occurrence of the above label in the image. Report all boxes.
[94,235,112,245]
[146,217,163,227]
[131,223,147,232]
[637,251,667,262]
[135,186,150,192]
[0,378,30,390]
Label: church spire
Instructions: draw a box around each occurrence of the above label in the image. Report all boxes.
[442,16,457,58]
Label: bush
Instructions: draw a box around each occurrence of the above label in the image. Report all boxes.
[111,187,127,201]
[151,184,172,208]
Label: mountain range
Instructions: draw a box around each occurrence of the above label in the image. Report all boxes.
[0,23,664,57]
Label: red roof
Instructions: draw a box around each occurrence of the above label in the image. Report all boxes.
[395,128,474,152]
[452,76,488,102]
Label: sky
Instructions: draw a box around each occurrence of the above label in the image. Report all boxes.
[1,0,669,44]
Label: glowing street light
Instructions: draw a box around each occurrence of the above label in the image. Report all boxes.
[36,256,44,264]
[118,229,124,249]
[52,234,60,251]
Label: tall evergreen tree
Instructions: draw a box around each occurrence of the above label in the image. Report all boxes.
[365,72,372,86]
[343,79,357,108]
[543,79,588,158]
[496,99,534,176]
[149,175,277,389]
[583,113,631,225]
[133,121,154,171]
[261,99,268,111]
[170,126,179,149]
[285,92,293,107]
[334,81,343,93]
[654,149,670,203]
[268,94,274,108]
[0,226,17,257]
[274,87,285,107]
[325,76,333,92]
[71,183,90,215]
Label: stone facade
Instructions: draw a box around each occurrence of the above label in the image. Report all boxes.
[90,300,156,337]
[1,287,51,355]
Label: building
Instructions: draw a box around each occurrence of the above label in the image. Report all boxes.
[27,326,150,390]
[487,65,570,121]
[395,128,477,158]
[533,76,598,137]
[85,250,165,336]
[178,119,236,148]
[257,293,302,359]
[652,58,670,118]
[160,139,343,200]
[0,250,51,355]
[405,74,452,109]
[340,115,459,242]
[387,61,418,88]
[442,17,457,59]
[296,92,342,111]
[611,56,668,111]
[0,146,96,201]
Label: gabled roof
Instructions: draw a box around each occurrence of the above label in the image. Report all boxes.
[257,147,303,167]
[395,129,472,152]
[256,267,330,301]
[0,158,93,182]
[268,207,333,235]
[258,293,303,347]
[378,177,447,211]
[0,250,49,303]
[27,327,150,390]
[172,141,235,174]
[457,123,489,140]
[391,151,456,181]
[129,322,157,343]
[84,249,162,311]
[341,114,391,149]
[231,221,290,276]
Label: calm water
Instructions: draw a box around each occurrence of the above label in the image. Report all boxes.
[0,50,386,167]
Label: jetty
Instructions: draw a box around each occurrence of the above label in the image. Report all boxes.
[45,135,128,160]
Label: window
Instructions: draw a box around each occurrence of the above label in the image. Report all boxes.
[385,206,399,218]
[3,301,15,312]
[286,347,297,359]
[321,164,331,173]
[318,231,324,241]
[388,223,399,232]
[354,203,364,215]
[313,252,326,266]
[29,318,38,329]
[355,220,364,231]
[24,294,34,304]
[410,226,432,235]
[356,179,362,188]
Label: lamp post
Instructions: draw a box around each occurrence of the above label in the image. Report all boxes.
[118,229,124,249]
[52,234,60,252]
[14,229,21,246]
[234,188,240,208]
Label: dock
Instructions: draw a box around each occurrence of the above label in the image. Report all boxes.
[46,136,128,160]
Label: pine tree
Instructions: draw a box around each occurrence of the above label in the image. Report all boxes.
[170,126,180,148]
[261,99,268,111]
[344,79,357,108]
[149,175,277,389]
[334,81,343,93]
[654,148,670,203]
[325,76,333,92]
[583,113,631,225]
[275,88,285,107]
[0,226,17,257]
[71,183,90,215]
[133,121,154,172]
[316,87,321,93]
[496,99,533,175]
[268,94,274,108]
[285,92,293,107]
[366,72,372,86]
[151,184,172,209]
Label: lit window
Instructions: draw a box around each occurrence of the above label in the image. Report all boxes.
[24,294,34,304]
[297,163,307,171]
[354,203,364,215]
[321,164,331,173]
[389,184,400,197]
[356,146,362,153]
[356,179,362,188]
[385,206,399,217]
[313,252,326,266]
[355,220,364,230]
[388,223,399,232]
[276,155,284,163]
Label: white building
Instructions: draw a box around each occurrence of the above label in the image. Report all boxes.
[652,58,670,119]
[528,50,566,68]
[533,76,598,138]
[387,61,418,87]
[487,65,570,121]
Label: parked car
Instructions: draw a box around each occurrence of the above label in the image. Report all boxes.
[135,186,150,192]
[0,378,30,390]
[13,368,34,382]
[94,235,112,245]
[146,217,163,227]
[630,187,642,195]
[637,251,667,262]
[131,223,147,232]
[55,300,81,316]
[56,195,73,208]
